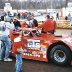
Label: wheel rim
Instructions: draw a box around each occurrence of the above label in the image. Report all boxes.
[54,50,66,62]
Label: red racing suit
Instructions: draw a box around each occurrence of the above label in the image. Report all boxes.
[38,19,57,33]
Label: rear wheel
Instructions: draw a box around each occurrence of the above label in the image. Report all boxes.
[49,45,72,66]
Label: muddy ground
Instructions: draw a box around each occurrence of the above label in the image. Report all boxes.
[0,58,72,72]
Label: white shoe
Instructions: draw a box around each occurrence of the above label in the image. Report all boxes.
[4,58,12,61]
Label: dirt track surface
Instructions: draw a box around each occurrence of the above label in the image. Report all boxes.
[0,58,72,72]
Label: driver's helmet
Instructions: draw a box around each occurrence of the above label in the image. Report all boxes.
[23,31,30,36]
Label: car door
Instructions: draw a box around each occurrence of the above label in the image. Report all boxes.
[22,30,42,59]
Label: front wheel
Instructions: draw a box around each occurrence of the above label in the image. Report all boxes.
[49,45,72,66]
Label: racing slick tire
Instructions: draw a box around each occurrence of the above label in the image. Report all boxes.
[49,45,72,66]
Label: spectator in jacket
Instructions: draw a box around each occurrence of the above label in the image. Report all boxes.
[32,16,38,27]
[13,17,21,30]
[0,16,15,61]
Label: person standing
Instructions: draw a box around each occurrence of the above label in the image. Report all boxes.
[51,16,57,34]
[37,15,56,34]
[68,13,71,21]
[26,15,33,28]
[56,13,59,20]
[0,16,15,61]
[13,17,21,30]
[32,16,38,27]
[12,20,24,72]
[11,30,25,72]
[17,13,21,19]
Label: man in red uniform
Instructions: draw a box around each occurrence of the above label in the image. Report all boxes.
[38,15,57,34]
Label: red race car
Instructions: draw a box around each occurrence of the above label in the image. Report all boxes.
[1,28,72,66]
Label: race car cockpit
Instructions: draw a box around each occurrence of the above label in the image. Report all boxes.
[22,28,41,37]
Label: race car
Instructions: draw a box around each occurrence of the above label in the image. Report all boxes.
[0,28,72,66]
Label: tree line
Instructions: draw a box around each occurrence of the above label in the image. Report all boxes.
[0,0,71,9]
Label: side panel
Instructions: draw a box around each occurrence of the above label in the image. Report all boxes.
[22,37,48,62]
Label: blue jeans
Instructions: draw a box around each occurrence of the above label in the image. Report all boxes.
[15,26,20,31]
[0,36,11,59]
[16,54,22,72]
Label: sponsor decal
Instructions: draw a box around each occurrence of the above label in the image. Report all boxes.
[32,51,38,55]
[14,36,21,42]
[24,49,27,53]
[27,39,40,49]
[41,47,47,58]
[32,51,40,57]
[41,47,46,52]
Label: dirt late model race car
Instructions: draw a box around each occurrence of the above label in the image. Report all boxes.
[0,28,72,66]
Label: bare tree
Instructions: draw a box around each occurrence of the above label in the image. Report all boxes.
[0,0,72,9]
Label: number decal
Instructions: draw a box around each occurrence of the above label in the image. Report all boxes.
[27,39,40,49]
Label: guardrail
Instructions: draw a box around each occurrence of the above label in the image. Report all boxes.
[19,19,72,29]
[56,20,72,29]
